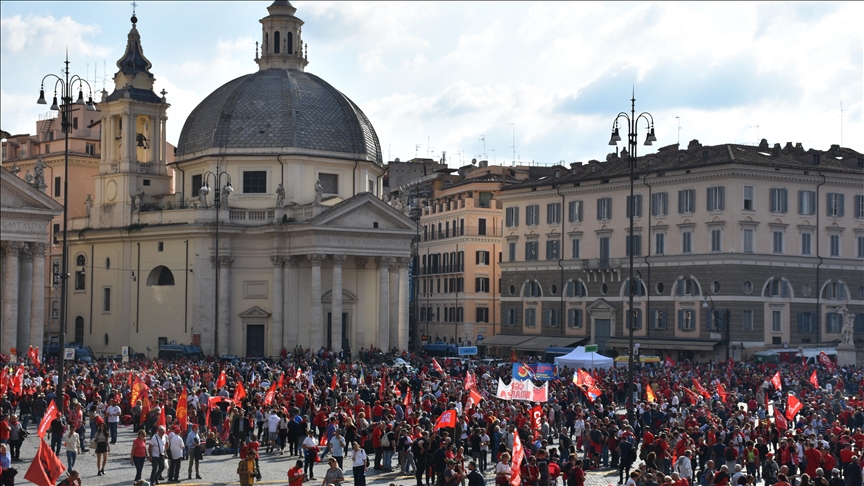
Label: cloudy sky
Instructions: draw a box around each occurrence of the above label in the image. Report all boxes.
[2,1,861,166]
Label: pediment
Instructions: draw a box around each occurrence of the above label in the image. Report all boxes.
[310,193,415,231]
[586,298,616,311]
[238,306,271,318]
[0,168,64,212]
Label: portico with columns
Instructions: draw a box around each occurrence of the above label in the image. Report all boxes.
[0,167,63,360]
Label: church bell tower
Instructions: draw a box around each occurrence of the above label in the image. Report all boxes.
[94,11,171,227]
[256,0,309,71]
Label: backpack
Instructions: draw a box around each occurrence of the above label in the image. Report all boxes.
[381,432,391,447]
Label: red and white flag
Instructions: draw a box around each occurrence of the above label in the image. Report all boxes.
[771,371,782,391]
[37,400,60,438]
[465,371,477,391]
[216,370,227,389]
[24,439,66,486]
[433,409,457,430]
[809,370,819,389]
[510,429,524,486]
[786,394,803,421]
[263,381,277,406]
[774,408,788,430]
[819,352,836,372]
[432,359,445,374]
[233,381,247,402]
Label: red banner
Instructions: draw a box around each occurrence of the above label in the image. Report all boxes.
[433,409,457,430]
[331,374,338,391]
[37,400,60,438]
[263,381,277,406]
[511,429,524,486]
[819,352,836,372]
[432,359,445,374]
[529,405,543,437]
[692,378,712,400]
[771,371,782,391]
[233,381,247,403]
[24,439,66,486]
[809,370,819,389]
[129,376,149,406]
[177,388,188,434]
[465,371,477,391]
[716,383,728,403]
[774,408,788,430]
[645,384,656,403]
[786,394,803,421]
[216,370,227,389]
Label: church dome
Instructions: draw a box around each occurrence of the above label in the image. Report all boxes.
[176,68,382,164]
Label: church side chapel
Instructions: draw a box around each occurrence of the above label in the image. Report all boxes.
[66,1,415,357]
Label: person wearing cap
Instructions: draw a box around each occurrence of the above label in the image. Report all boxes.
[762,453,779,486]
[167,425,186,482]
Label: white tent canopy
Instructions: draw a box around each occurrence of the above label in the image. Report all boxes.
[554,346,614,370]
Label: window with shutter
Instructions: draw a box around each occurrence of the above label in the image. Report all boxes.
[626,195,643,218]
[827,193,844,217]
[743,186,754,210]
[569,200,583,223]
[652,192,668,216]
[547,203,561,224]
[508,242,517,262]
[707,186,725,211]
[650,309,667,330]
[742,310,753,331]
[571,238,581,259]
[678,189,695,214]
[770,188,788,213]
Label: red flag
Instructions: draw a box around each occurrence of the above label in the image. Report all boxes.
[771,371,782,391]
[819,352,836,372]
[404,388,412,406]
[726,357,733,380]
[263,380,277,406]
[682,386,699,405]
[129,376,149,406]
[645,384,656,403]
[716,383,728,403]
[809,370,819,389]
[331,374,338,391]
[465,371,477,391]
[177,388,189,434]
[140,396,151,425]
[583,385,602,402]
[233,381,247,403]
[11,364,24,395]
[468,388,482,407]
[510,349,518,363]
[432,359,445,374]
[511,428,524,486]
[786,394,803,421]
[216,370,227,389]
[379,373,387,397]
[664,356,675,367]
[692,378,712,400]
[319,435,328,447]
[0,367,8,396]
[24,439,66,486]
[277,372,285,390]
[28,346,41,367]
[433,409,457,430]
[577,369,597,387]
[774,408,788,430]
[37,400,60,438]
[529,405,543,438]
[157,405,167,428]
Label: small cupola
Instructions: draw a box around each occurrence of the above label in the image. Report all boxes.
[256,0,309,71]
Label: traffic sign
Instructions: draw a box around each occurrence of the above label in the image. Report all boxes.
[585,344,598,353]
[458,346,477,356]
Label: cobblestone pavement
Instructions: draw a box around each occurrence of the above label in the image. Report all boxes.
[14,424,629,486]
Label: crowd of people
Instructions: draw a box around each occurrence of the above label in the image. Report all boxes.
[0,346,862,486]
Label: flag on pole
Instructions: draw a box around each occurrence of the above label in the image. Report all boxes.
[464,371,477,391]
[664,356,675,367]
[216,370,227,389]
[140,396,151,425]
[819,352,836,372]
[771,371,782,391]
[403,388,412,406]
[468,388,482,407]
[692,378,712,400]
[157,405,167,428]
[233,381,247,403]
[129,376,149,406]
[510,430,524,486]
[37,400,60,438]
[786,394,803,421]
[331,374,338,391]
[24,439,66,486]
[28,346,40,367]
[432,359,445,374]
[774,408,788,430]
[11,364,24,396]
[433,410,457,430]
[645,384,656,403]
[379,372,387,396]
[809,370,819,389]
[716,383,728,403]
[263,381,277,406]
[529,405,543,437]
[359,367,365,384]
[277,372,284,390]
[726,357,733,380]
[177,388,188,434]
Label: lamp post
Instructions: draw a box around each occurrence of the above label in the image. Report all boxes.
[200,171,233,356]
[702,293,730,361]
[37,55,96,413]
[607,91,655,422]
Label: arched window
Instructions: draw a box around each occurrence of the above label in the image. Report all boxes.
[565,280,587,297]
[274,31,280,53]
[763,278,790,298]
[674,277,700,296]
[623,278,647,297]
[76,255,86,267]
[146,265,175,286]
[523,280,542,297]
[822,280,847,300]
[287,32,293,54]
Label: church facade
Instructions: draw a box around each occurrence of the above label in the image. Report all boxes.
[65,1,415,357]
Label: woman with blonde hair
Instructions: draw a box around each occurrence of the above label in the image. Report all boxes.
[496,452,512,485]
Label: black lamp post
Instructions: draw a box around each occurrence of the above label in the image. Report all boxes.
[200,171,232,356]
[607,91,655,422]
[703,293,730,361]
[37,54,96,413]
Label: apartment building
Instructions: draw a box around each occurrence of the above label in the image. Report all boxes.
[496,139,864,362]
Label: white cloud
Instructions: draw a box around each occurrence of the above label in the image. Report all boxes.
[0,14,110,58]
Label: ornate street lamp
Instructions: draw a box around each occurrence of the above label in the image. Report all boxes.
[200,171,232,356]
[607,89,655,422]
[37,54,96,413]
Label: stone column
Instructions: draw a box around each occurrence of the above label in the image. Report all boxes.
[389,264,399,351]
[30,243,47,352]
[217,255,233,357]
[397,257,410,351]
[308,254,325,351]
[2,242,22,357]
[376,257,392,351]
[270,256,285,358]
[330,255,346,351]
[17,244,34,354]
[283,257,297,352]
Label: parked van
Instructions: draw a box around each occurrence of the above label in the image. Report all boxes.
[157,344,204,360]
[796,348,837,366]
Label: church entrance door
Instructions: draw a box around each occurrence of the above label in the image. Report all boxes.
[246,325,265,357]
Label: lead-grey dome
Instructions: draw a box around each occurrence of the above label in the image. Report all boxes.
[176,68,382,164]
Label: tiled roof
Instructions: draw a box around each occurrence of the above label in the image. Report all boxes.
[504,141,864,191]
[176,69,382,165]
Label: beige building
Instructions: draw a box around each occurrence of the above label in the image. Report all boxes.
[62,1,415,358]
[415,163,556,346]
[0,167,63,359]
[497,140,864,362]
